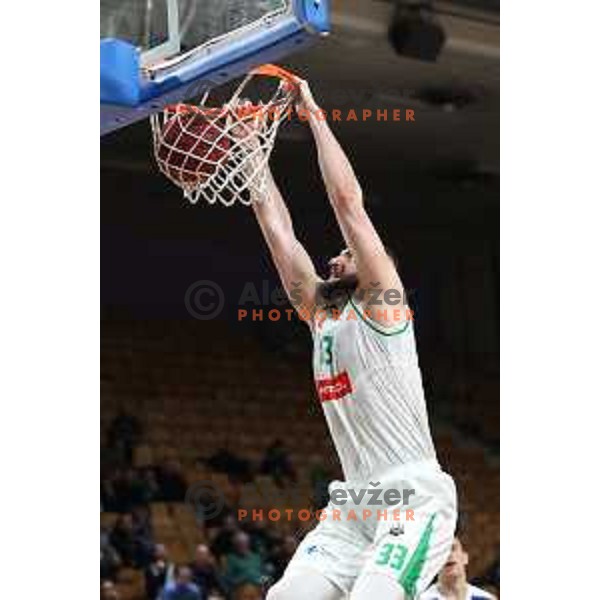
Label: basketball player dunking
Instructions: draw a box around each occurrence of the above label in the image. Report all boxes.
[247,80,457,599]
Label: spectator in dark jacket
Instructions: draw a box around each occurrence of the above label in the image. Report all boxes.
[270,535,298,582]
[206,447,252,484]
[210,514,239,559]
[110,514,138,567]
[260,440,296,488]
[189,544,225,600]
[158,460,188,502]
[110,513,149,568]
[145,544,175,600]
[107,410,142,465]
[101,527,122,581]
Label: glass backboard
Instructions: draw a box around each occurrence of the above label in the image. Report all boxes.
[100,0,330,135]
[101,0,292,68]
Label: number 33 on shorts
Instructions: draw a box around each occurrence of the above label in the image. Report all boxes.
[366,514,438,596]
[376,543,408,572]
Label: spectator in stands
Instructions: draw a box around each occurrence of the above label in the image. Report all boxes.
[132,504,155,564]
[145,544,175,600]
[308,454,333,510]
[270,535,298,582]
[101,527,122,581]
[141,467,161,503]
[260,440,296,488]
[101,580,120,600]
[107,410,143,465]
[210,514,239,559]
[124,468,151,507]
[421,538,497,599]
[243,519,277,560]
[101,469,119,512]
[205,447,252,484]
[110,514,145,568]
[102,467,160,513]
[189,544,225,600]
[222,531,264,596]
[161,566,201,600]
[103,468,129,512]
[158,460,188,502]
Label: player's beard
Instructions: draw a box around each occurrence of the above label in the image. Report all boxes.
[316,274,359,310]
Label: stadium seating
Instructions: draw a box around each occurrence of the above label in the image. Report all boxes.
[101,318,499,598]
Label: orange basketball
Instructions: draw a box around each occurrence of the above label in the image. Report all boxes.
[156,109,231,186]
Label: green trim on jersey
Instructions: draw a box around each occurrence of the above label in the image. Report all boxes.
[399,513,437,598]
[349,297,411,337]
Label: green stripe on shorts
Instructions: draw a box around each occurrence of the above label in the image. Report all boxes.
[399,513,436,598]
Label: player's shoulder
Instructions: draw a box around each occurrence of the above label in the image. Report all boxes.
[468,584,496,599]
[419,585,442,599]
[420,584,496,600]
[348,296,414,338]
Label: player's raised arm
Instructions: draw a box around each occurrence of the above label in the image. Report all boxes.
[297,81,406,326]
[251,166,321,318]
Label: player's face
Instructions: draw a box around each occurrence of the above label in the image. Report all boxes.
[327,248,357,281]
[439,538,468,583]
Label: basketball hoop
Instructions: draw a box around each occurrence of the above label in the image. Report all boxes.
[150,64,301,207]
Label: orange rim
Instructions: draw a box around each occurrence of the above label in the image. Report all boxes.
[163,103,266,118]
[162,64,300,117]
[250,64,301,86]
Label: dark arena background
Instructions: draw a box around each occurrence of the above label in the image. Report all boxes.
[100,1,499,599]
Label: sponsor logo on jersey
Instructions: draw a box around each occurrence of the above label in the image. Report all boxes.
[316,371,353,402]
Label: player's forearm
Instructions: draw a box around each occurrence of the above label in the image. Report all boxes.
[251,169,316,286]
[307,115,364,211]
[251,167,294,241]
[251,167,319,314]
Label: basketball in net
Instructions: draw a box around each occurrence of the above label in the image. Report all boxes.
[151,64,300,207]
[155,108,232,186]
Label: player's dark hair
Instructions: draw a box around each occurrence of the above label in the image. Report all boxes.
[455,511,467,538]
[341,245,398,267]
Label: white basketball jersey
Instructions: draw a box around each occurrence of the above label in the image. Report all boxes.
[312,299,437,481]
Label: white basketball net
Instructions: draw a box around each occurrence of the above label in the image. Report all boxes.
[150,64,299,207]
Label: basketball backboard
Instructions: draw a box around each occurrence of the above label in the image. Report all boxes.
[101,0,330,135]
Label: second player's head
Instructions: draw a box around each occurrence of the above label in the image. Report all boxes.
[439,538,469,587]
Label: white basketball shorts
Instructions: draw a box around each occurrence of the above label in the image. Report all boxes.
[283,460,457,598]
